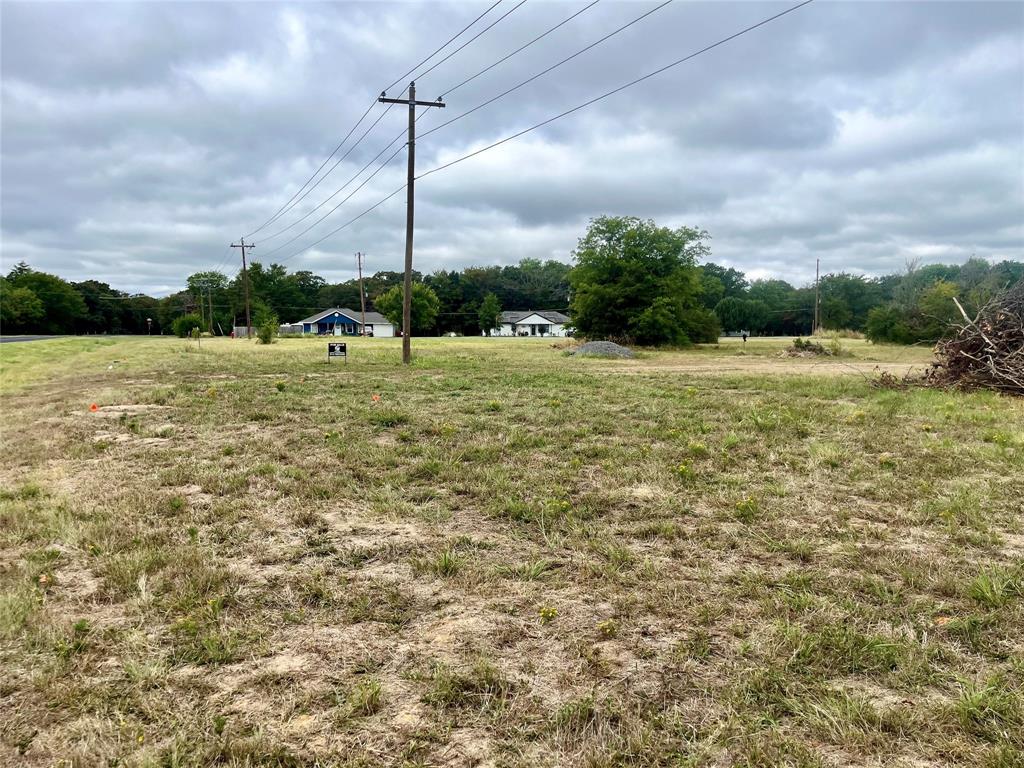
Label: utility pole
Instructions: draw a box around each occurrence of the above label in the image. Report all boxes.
[208,284,215,335]
[814,257,821,335]
[231,238,255,339]
[356,251,367,336]
[379,82,445,364]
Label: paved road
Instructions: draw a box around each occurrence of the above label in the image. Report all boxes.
[0,336,64,344]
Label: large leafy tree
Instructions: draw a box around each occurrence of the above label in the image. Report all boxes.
[714,297,769,334]
[569,216,718,345]
[478,293,502,335]
[6,264,87,334]
[186,271,231,333]
[0,278,45,332]
[375,283,440,335]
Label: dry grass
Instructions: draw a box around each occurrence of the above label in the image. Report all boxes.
[1,335,1022,767]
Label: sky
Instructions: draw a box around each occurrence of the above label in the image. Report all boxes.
[2,0,1022,296]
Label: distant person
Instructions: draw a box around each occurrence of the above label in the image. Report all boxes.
[742,332,748,343]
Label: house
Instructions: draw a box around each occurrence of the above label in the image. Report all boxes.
[296,308,395,337]
[492,310,571,337]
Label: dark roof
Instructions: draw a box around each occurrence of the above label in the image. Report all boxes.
[500,310,570,324]
[298,308,391,325]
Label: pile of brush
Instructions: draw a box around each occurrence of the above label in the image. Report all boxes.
[927,282,1024,396]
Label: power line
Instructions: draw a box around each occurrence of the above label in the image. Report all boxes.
[437,0,601,100]
[382,0,505,94]
[241,0,509,243]
[250,104,398,241]
[276,185,408,265]
[260,144,408,259]
[257,120,407,245]
[266,0,816,268]
[259,0,666,256]
[412,0,530,87]
[418,0,816,179]
[243,101,379,239]
[419,0,673,141]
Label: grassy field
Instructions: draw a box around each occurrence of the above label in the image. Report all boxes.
[1,335,1022,767]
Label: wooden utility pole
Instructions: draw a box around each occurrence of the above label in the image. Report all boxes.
[208,284,215,335]
[231,238,255,339]
[356,251,367,335]
[379,82,445,364]
[813,257,821,335]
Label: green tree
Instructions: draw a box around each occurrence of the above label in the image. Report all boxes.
[701,263,748,299]
[714,297,748,333]
[568,216,712,345]
[477,293,502,335]
[187,271,230,334]
[6,265,87,334]
[375,283,440,335]
[0,279,45,332]
[172,313,204,338]
[714,297,769,334]
[865,306,914,344]
[916,280,960,341]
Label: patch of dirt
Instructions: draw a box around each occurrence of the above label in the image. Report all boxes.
[90,404,172,417]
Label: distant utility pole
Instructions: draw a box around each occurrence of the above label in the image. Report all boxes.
[356,251,367,335]
[813,257,821,335]
[231,237,255,339]
[207,284,215,335]
[379,81,445,364]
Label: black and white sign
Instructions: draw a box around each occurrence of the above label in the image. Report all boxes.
[328,342,347,361]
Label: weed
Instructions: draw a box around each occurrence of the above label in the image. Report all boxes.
[371,409,409,428]
[735,496,760,523]
[411,546,462,578]
[347,678,383,717]
[497,558,553,581]
[969,568,1021,608]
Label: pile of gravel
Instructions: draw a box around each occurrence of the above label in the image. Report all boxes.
[570,340,635,358]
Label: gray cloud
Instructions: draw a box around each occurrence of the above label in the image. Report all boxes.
[1,0,1021,295]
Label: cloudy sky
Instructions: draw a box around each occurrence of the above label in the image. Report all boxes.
[2,0,1022,296]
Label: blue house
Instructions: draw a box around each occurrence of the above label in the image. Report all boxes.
[296,308,395,337]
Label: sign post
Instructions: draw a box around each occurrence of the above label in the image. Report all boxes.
[328,342,347,364]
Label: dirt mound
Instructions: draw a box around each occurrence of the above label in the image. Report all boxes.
[571,340,635,358]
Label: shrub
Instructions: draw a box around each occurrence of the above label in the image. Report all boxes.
[172,313,204,338]
[256,319,277,345]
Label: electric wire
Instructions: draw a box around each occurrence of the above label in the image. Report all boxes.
[436,0,601,99]
[250,0,816,268]
[257,0,665,254]
[411,0,530,88]
[418,0,816,179]
[418,0,673,142]
[242,0,505,240]
[256,107,403,244]
[259,143,408,259]
[381,0,505,94]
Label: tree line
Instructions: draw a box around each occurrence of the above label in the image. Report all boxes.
[2,216,1020,344]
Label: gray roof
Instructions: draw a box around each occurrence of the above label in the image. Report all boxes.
[298,307,391,325]
[500,310,570,324]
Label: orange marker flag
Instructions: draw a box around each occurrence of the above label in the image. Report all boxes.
[89,403,99,412]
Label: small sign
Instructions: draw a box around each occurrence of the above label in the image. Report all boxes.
[328,342,347,362]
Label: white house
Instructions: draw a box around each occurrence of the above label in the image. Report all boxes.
[491,310,571,337]
[296,308,395,337]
